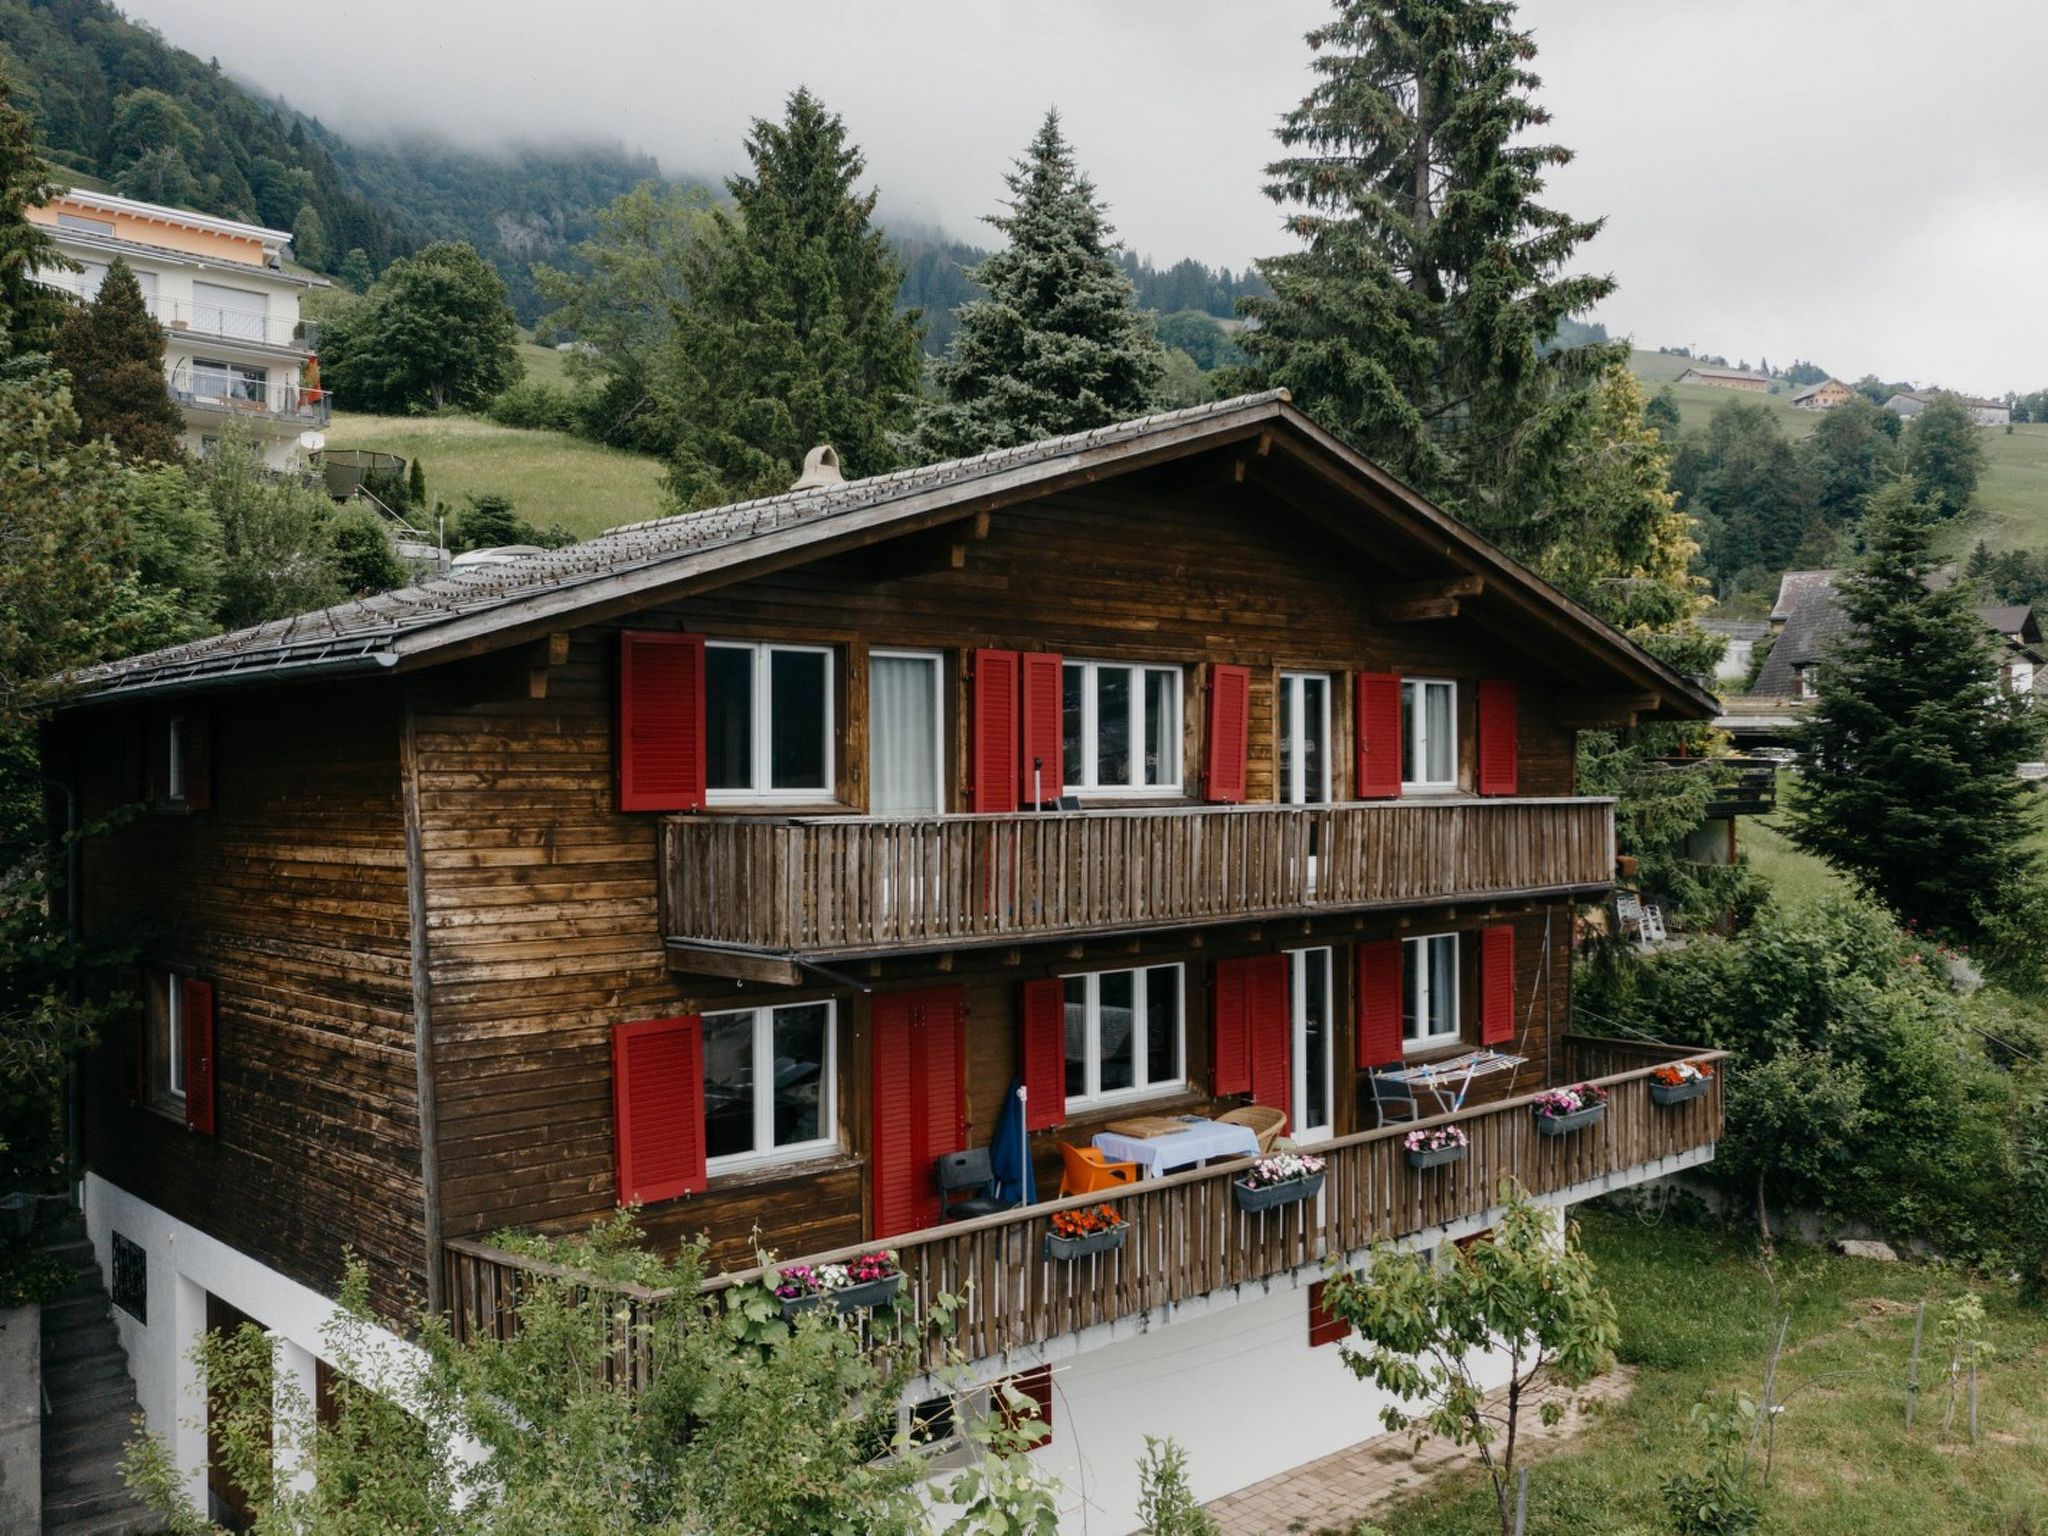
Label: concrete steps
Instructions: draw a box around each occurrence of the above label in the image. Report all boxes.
[39,1218,158,1536]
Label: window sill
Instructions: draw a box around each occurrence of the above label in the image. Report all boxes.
[704,1147,857,1193]
[1402,1037,1471,1065]
[702,800,848,817]
[1056,1084,1205,1131]
[145,1101,186,1127]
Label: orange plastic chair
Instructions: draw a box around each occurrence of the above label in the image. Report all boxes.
[1056,1140,1141,1197]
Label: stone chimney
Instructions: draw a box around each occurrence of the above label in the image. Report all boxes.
[792,444,844,491]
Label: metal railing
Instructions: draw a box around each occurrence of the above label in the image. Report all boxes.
[170,361,331,428]
[39,276,315,350]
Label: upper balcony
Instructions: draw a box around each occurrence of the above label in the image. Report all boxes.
[660,796,1615,965]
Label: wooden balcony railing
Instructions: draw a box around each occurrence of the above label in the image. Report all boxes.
[446,1037,1720,1379]
[661,796,1615,958]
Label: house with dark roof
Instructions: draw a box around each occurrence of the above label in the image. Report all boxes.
[1791,379,1856,411]
[1676,364,1772,392]
[43,392,1725,1527]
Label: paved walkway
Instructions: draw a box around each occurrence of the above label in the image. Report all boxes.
[1202,1369,1633,1536]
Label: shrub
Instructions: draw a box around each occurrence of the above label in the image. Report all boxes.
[489,379,581,433]
[326,506,407,597]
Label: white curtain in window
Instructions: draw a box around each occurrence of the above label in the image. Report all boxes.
[870,655,938,815]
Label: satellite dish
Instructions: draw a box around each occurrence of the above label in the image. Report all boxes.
[299,430,327,453]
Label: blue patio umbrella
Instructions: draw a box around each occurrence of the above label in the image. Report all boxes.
[989,1077,1037,1207]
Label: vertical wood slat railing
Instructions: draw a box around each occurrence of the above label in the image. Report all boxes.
[445,1038,1720,1379]
[661,797,1616,954]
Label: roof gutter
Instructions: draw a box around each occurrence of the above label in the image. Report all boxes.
[52,648,401,712]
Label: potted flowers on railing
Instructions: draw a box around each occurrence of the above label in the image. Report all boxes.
[774,1250,903,1320]
[1404,1123,1469,1169]
[1649,1059,1715,1106]
[1532,1082,1609,1136]
[1045,1204,1127,1261]
[1233,1151,1326,1213]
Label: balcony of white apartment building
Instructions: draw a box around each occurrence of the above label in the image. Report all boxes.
[39,268,317,354]
[169,358,331,433]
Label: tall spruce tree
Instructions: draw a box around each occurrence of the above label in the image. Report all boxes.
[0,70,67,362]
[1789,479,2048,938]
[914,110,1164,458]
[50,257,185,462]
[660,89,923,506]
[1240,0,1618,559]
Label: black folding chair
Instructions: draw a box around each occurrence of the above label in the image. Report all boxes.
[1366,1070,1421,1128]
[935,1147,1013,1221]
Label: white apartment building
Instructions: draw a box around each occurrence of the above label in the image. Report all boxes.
[29,187,329,469]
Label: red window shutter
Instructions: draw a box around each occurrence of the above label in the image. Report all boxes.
[181,978,215,1135]
[1204,664,1251,803]
[972,649,1021,813]
[1356,940,1404,1068]
[1482,925,1515,1045]
[617,631,708,812]
[871,987,967,1238]
[1018,652,1065,806]
[1477,679,1519,796]
[1307,1280,1347,1347]
[998,1363,1054,1449]
[1019,978,1067,1130]
[1210,958,1251,1096]
[1246,954,1290,1115]
[180,715,213,810]
[1355,673,1402,799]
[611,1016,707,1205]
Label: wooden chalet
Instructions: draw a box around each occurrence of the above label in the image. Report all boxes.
[47,391,1726,1524]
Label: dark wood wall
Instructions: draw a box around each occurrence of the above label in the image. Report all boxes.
[64,683,425,1311]
[408,479,1594,1271]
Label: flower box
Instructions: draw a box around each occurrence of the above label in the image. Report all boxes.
[1536,1104,1606,1136]
[1406,1141,1467,1169]
[779,1273,903,1321]
[1650,1076,1711,1106]
[1045,1225,1128,1261]
[1234,1170,1325,1212]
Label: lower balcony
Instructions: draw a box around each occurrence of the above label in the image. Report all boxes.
[444,1036,1721,1380]
[660,796,1616,964]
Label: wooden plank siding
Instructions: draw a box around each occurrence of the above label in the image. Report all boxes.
[410,478,1607,1269]
[61,684,425,1312]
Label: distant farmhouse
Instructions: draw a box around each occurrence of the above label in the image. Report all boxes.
[1791,378,1856,411]
[1746,568,2043,710]
[1676,364,1772,392]
[1884,389,2011,427]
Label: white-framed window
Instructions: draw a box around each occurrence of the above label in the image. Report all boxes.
[702,1000,837,1172]
[705,641,834,802]
[1401,679,1458,789]
[1062,963,1185,1108]
[1062,660,1181,795]
[869,649,944,815]
[1287,947,1334,1141]
[147,969,186,1111]
[190,358,269,406]
[1797,665,1819,700]
[1278,672,1331,805]
[1403,934,1461,1051]
[2010,660,2034,697]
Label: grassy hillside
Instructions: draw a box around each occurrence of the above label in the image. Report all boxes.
[1630,351,1816,437]
[1941,423,2048,556]
[324,413,668,539]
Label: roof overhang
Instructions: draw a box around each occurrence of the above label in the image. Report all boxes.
[53,394,1718,723]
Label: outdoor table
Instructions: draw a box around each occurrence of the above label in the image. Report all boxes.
[1376,1049,1529,1114]
[1091,1116,1261,1178]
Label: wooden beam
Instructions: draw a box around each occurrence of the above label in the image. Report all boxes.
[525,631,571,699]
[664,943,806,987]
[1552,692,1664,727]
[1369,575,1485,624]
[398,699,445,1316]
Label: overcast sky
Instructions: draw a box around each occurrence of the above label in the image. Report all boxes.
[123,0,2048,393]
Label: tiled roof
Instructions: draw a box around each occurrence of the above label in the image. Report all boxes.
[63,393,1294,700]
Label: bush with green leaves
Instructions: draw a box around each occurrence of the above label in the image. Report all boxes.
[488,379,582,433]
[1579,892,2020,1259]
[1136,1435,1219,1536]
[1661,1392,1765,1536]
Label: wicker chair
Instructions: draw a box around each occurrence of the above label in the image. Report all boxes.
[1216,1104,1288,1155]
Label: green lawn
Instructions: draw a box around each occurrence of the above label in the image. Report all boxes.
[1628,353,1817,439]
[1371,1211,2048,1536]
[516,336,576,389]
[323,411,668,539]
[1938,422,2048,557]
[1740,779,1856,910]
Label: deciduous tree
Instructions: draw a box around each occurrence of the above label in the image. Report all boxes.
[1240,0,1619,561]
[1903,394,1984,518]
[320,241,522,413]
[914,109,1164,458]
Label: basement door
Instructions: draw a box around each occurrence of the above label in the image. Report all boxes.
[870,986,967,1238]
[205,1293,266,1531]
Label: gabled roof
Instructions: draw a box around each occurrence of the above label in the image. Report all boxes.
[1678,365,1772,383]
[57,391,1718,720]
[1791,379,1850,402]
[1754,574,2037,696]
[1768,569,1837,625]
